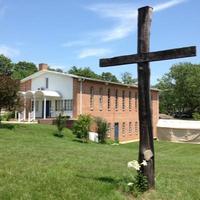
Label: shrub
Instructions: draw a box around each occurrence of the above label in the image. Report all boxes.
[95,117,109,143]
[72,114,92,142]
[192,112,200,120]
[55,114,66,137]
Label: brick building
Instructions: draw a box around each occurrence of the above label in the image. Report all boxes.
[19,63,159,143]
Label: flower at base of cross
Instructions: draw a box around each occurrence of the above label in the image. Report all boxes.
[141,160,147,166]
[127,182,133,186]
[127,160,141,170]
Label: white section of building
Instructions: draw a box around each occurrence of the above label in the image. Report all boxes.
[157,119,200,144]
[31,71,73,99]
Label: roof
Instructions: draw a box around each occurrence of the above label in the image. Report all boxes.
[21,70,159,92]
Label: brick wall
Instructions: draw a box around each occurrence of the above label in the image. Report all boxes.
[73,78,159,143]
[20,80,32,91]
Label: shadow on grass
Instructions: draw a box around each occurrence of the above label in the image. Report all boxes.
[53,132,64,138]
[77,174,120,185]
[0,123,15,130]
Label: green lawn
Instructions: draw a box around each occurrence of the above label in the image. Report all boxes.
[0,124,199,200]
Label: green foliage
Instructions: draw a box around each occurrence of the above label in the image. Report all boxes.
[192,112,200,120]
[12,61,38,80]
[0,112,13,121]
[0,75,20,122]
[156,62,200,115]
[101,72,119,83]
[55,114,66,137]
[95,117,109,143]
[72,114,92,142]
[48,66,63,73]
[0,54,13,75]
[68,66,101,79]
[121,72,137,85]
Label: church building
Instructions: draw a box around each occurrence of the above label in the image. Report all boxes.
[19,63,159,143]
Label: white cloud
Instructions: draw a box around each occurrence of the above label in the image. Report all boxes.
[78,48,112,59]
[87,0,187,42]
[0,45,20,58]
[154,0,187,12]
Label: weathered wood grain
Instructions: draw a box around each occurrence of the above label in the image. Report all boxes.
[100,46,196,67]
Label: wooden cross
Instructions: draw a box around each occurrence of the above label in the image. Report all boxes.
[99,6,196,188]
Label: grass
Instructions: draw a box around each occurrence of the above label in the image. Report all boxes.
[0,124,199,200]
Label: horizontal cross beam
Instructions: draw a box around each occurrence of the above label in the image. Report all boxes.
[100,46,196,67]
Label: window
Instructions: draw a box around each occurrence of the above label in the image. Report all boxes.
[64,99,73,111]
[90,87,94,110]
[107,88,111,110]
[135,92,138,111]
[135,122,138,134]
[115,89,118,110]
[55,100,58,111]
[129,91,132,111]
[122,122,125,136]
[45,78,49,89]
[99,88,103,111]
[36,101,39,112]
[107,123,111,137]
[55,100,64,111]
[129,122,132,134]
[122,90,125,111]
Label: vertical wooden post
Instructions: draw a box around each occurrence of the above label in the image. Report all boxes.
[137,6,155,188]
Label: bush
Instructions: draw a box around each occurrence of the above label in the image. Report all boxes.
[72,114,92,142]
[1,112,13,121]
[55,114,66,137]
[192,112,200,120]
[95,117,109,143]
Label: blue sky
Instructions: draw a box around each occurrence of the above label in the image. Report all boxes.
[0,0,199,84]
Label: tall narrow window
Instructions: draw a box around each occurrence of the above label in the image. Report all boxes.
[129,91,132,111]
[45,78,49,89]
[99,88,103,111]
[107,123,111,137]
[115,89,118,110]
[107,88,111,110]
[90,87,94,110]
[122,122,125,136]
[135,92,138,111]
[122,90,125,111]
[55,100,58,111]
[129,122,132,134]
[135,122,138,134]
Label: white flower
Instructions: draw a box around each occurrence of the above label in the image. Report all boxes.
[127,182,133,186]
[127,160,141,170]
[141,160,147,166]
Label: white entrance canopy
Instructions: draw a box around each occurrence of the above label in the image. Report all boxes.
[18,90,62,98]
[18,90,62,120]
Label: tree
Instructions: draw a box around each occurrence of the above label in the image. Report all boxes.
[101,72,119,83]
[156,62,200,116]
[95,117,109,143]
[68,66,100,79]
[121,72,137,85]
[48,66,63,73]
[0,54,13,75]
[0,75,20,124]
[12,61,38,80]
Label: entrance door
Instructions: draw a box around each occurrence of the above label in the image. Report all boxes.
[114,123,119,142]
[42,100,51,118]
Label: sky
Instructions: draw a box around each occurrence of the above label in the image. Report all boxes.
[0,0,199,84]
